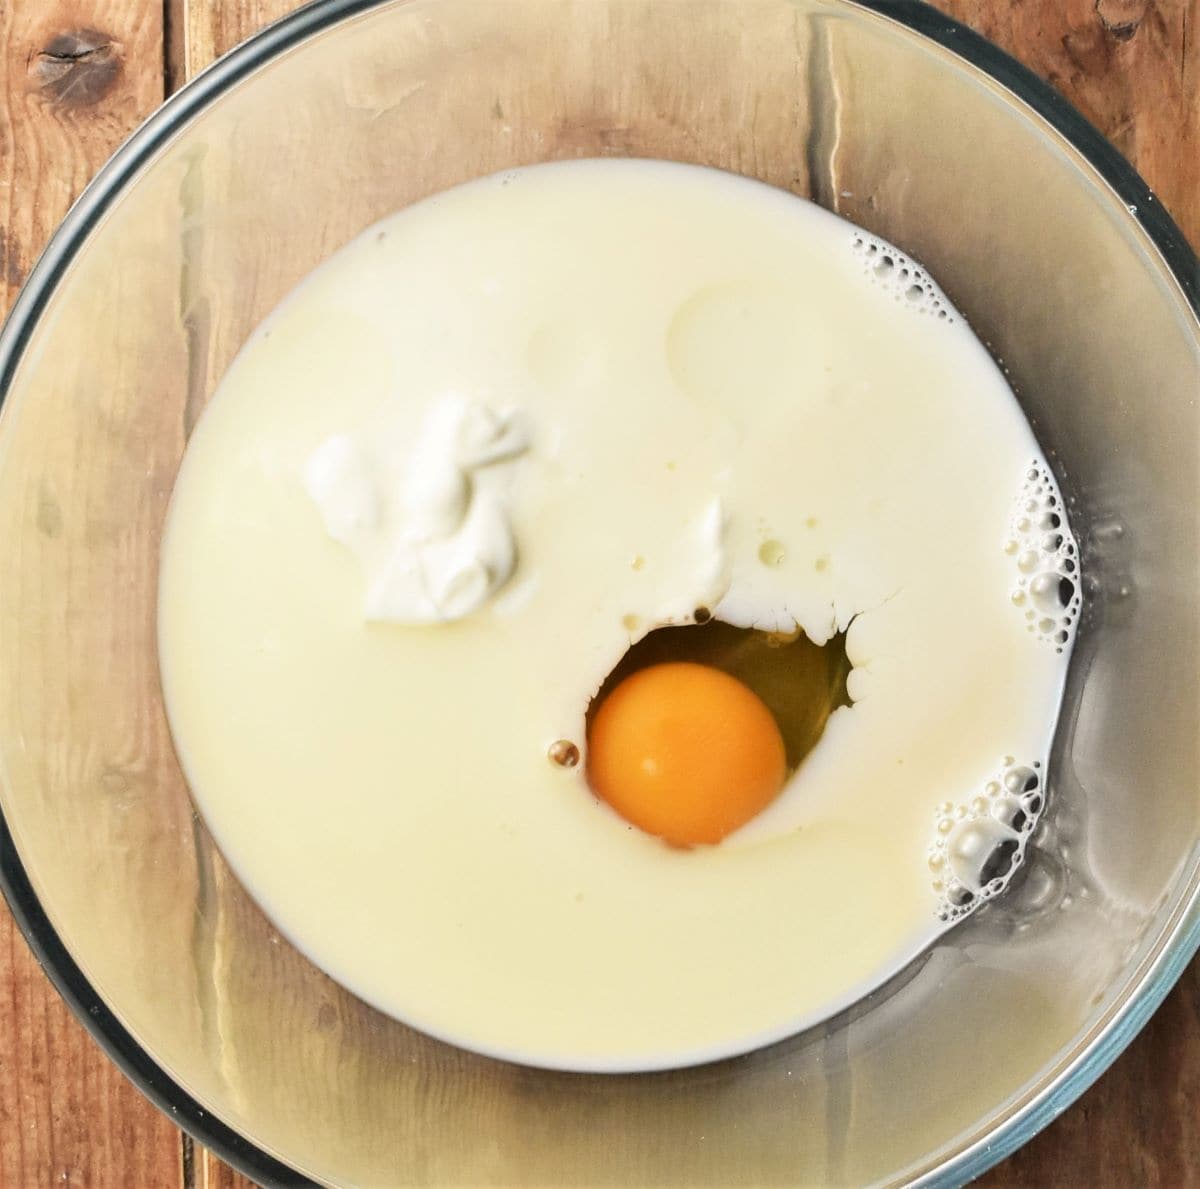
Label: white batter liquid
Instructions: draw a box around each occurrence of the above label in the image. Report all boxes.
[159,160,1079,1070]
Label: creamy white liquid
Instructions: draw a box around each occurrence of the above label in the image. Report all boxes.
[159,160,1079,1071]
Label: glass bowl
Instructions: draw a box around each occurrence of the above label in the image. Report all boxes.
[0,0,1196,1184]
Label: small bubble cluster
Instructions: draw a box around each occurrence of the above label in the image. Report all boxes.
[850,234,953,322]
[929,758,1045,921]
[1006,461,1081,652]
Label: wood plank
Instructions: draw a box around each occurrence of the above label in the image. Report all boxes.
[195,1137,257,1189]
[174,11,307,1189]
[170,0,301,81]
[0,1,187,1186]
[0,920,185,1188]
[0,0,165,310]
[936,0,1199,250]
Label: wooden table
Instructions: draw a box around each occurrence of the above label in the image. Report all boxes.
[0,1,1196,1185]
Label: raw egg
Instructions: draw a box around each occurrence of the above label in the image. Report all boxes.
[587,661,787,846]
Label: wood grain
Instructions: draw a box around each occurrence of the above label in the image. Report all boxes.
[0,1,188,1186]
[0,916,184,1187]
[194,1136,256,1189]
[169,0,298,81]
[939,0,1199,252]
[0,0,1194,1186]
[0,0,165,309]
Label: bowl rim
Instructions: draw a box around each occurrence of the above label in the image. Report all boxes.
[0,0,1196,1185]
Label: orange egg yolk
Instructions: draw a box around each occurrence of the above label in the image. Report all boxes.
[586,661,788,847]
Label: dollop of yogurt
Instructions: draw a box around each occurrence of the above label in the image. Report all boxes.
[304,394,530,623]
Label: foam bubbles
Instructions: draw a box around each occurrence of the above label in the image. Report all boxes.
[850,234,953,322]
[929,758,1045,921]
[1006,461,1081,652]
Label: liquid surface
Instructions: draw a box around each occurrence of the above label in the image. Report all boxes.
[159,160,1078,1070]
